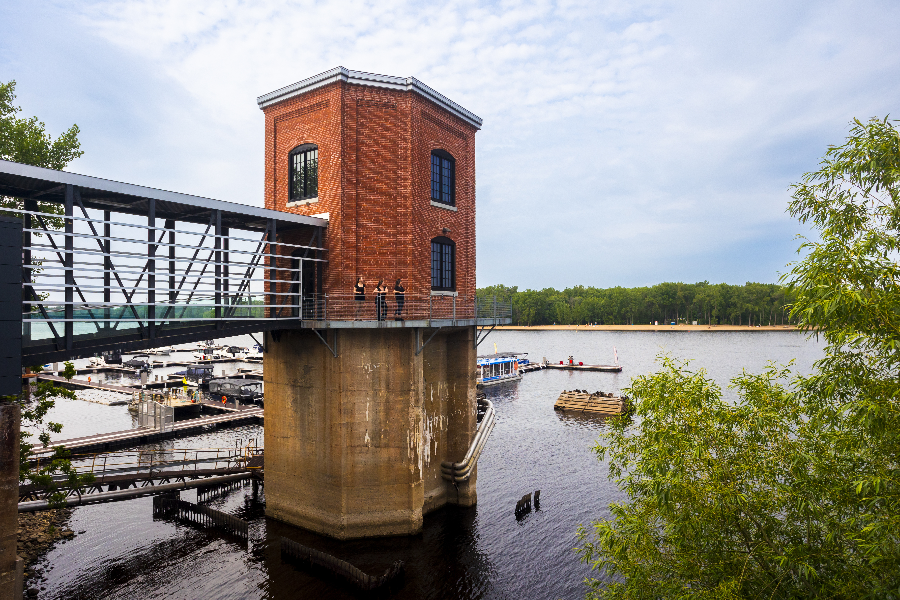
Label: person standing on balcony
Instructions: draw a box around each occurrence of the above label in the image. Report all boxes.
[354,276,365,319]
[375,278,387,321]
[394,278,405,320]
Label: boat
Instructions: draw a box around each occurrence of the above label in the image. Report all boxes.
[223,346,248,360]
[553,389,632,416]
[477,352,528,387]
[193,346,225,360]
[208,379,263,404]
[123,355,152,371]
[102,350,122,365]
[174,365,215,387]
[246,346,263,361]
[88,355,107,368]
[146,346,173,356]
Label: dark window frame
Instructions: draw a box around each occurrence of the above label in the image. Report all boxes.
[431,236,456,291]
[289,144,319,202]
[430,149,455,206]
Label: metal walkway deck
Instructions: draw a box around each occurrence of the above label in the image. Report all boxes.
[31,407,264,457]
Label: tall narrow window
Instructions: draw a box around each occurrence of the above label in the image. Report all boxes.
[431,236,455,291]
[289,144,318,202]
[430,150,455,206]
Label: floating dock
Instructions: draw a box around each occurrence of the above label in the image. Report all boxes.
[545,363,622,372]
[31,407,264,457]
[553,390,630,416]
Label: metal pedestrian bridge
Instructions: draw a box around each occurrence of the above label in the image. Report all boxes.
[0,160,511,366]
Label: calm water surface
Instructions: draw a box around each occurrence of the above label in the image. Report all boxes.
[33,331,825,599]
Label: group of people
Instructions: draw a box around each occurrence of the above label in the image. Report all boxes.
[354,277,405,321]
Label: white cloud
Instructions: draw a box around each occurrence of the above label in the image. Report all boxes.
[2,0,898,288]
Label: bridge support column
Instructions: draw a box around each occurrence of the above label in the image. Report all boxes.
[0,403,21,599]
[264,326,477,539]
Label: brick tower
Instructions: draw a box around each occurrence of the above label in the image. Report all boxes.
[258,68,483,539]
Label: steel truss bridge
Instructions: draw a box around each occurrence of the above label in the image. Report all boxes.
[0,160,511,368]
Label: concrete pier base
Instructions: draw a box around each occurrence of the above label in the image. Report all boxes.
[0,403,20,599]
[264,326,477,539]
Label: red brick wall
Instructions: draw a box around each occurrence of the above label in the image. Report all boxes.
[261,80,478,310]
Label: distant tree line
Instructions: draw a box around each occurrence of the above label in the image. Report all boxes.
[476,282,796,326]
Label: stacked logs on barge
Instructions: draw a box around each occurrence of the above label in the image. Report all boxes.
[553,389,633,416]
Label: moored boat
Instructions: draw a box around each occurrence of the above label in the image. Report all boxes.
[208,379,263,404]
[123,354,152,371]
[477,352,528,387]
[173,365,215,387]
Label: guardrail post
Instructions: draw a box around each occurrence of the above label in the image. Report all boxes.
[268,219,277,319]
[222,224,229,323]
[214,210,222,322]
[166,219,176,312]
[104,211,111,329]
[64,185,74,352]
[148,197,156,340]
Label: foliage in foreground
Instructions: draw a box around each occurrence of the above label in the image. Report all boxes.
[3,363,94,507]
[577,116,900,599]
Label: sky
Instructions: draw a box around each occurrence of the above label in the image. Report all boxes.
[2,0,898,290]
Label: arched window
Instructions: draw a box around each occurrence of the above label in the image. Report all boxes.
[430,149,455,206]
[431,236,455,291]
[289,144,318,202]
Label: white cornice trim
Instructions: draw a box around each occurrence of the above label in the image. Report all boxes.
[256,67,483,130]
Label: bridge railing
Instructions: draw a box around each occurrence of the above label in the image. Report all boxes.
[11,199,324,361]
[21,443,263,501]
[263,293,512,323]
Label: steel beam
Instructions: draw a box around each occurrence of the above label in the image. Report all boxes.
[214,210,222,322]
[104,211,111,329]
[64,185,73,352]
[148,198,156,340]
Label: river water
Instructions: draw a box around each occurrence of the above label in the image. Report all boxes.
[31,330,825,600]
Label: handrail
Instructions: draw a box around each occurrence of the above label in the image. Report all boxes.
[440,397,495,482]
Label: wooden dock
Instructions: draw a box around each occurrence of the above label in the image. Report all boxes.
[553,390,630,416]
[34,374,136,398]
[545,363,622,372]
[31,407,264,457]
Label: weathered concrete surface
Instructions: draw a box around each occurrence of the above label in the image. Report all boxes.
[0,403,20,599]
[264,327,476,539]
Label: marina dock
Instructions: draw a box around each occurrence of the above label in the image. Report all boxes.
[31,407,264,457]
[544,363,622,372]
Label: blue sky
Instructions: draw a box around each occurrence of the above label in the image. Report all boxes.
[2,0,898,289]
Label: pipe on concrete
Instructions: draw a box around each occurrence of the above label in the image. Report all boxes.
[441,398,494,471]
[18,472,251,513]
[441,417,495,482]
[441,398,495,482]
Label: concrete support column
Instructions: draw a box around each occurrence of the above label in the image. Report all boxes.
[0,403,21,599]
[264,326,476,539]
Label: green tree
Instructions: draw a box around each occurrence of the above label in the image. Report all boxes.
[576,117,900,598]
[2,363,94,508]
[0,79,84,226]
[19,363,94,506]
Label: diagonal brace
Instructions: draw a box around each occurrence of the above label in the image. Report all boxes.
[416,327,442,356]
[475,324,496,349]
[311,329,337,358]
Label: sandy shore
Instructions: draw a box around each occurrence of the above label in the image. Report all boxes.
[495,324,803,332]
